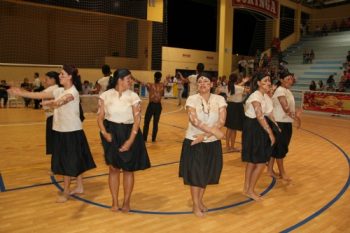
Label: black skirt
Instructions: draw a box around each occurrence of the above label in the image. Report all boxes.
[179,139,223,188]
[225,102,244,131]
[100,120,151,171]
[242,117,272,164]
[272,122,293,159]
[46,116,54,155]
[51,130,96,177]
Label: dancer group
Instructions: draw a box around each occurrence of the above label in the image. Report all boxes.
[8,63,300,216]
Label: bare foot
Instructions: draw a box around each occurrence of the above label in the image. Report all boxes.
[56,193,69,203]
[244,192,262,201]
[199,203,208,212]
[268,171,281,179]
[111,206,120,212]
[69,187,84,195]
[281,175,292,182]
[193,207,205,217]
[121,203,130,213]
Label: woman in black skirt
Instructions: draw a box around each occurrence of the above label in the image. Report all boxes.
[179,73,227,217]
[9,65,96,203]
[242,72,277,201]
[42,71,60,155]
[97,69,150,212]
[268,71,301,181]
[225,73,249,152]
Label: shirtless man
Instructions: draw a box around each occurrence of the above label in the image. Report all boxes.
[141,72,168,142]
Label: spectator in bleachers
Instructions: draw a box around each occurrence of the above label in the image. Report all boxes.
[338,71,347,92]
[310,49,315,63]
[331,20,338,32]
[318,80,325,91]
[314,25,322,37]
[326,74,336,91]
[340,19,347,31]
[309,81,317,91]
[303,49,308,64]
[321,24,328,36]
[0,80,10,108]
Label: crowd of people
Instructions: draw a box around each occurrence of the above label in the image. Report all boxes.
[308,51,350,92]
[4,61,302,218]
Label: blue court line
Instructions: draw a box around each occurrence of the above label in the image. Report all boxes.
[3,161,180,192]
[50,174,276,215]
[0,173,6,192]
[280,128,350,233]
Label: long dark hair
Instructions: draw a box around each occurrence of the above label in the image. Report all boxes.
[45,71,61,87]
[277,71,292,88]
[250,72,270,93]
[227,73,238,95]
[107,68,131,90]
[62,64,82,91]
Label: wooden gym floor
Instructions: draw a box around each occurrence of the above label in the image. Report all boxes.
[0,99,349,233]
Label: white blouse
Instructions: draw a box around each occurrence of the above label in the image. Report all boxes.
[100,89,141,124]
[188,74,198,96]
[52,86,82,132]
[185,94,227,142]
[245,90,273,119]
[97,76,110,94]
[272,86,295,123]
[226,85,245,103]
[43,84,59,118]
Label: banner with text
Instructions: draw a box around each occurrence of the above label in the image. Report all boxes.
[232,0,279,18]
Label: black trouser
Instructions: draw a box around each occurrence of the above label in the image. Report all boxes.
[143,102,162,142]
[33,87,44,109]
[0,91,8,107]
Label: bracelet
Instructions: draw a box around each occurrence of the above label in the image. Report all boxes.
[100,130,107,135]
[132,130,138,135]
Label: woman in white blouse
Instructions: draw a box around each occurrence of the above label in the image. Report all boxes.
[42,71,60,155]
[9,65,96,203]
[97,69,150,212]
[224,73,249,152]
[179,73,227,217]
[268,72,301,181]
[242,72,277,201]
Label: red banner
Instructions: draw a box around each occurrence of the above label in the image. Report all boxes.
[232,0,279,18]
[303,91,350,115]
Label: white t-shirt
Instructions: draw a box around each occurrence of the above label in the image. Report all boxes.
[33,78,41,88]
[188,74,198,96]
[245,90,273,119]
[185,94,227,142]
[43,84,59,117]
[100,89,141,124]
[272,86,295,123]
[97,76,110,94]
[227,85,245,103]
[52,86,82,132]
